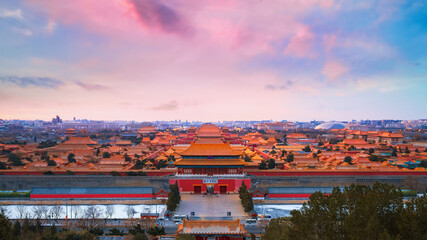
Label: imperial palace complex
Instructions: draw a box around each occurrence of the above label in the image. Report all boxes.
[1,123,427,193]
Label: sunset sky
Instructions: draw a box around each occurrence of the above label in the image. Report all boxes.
[0,0,426,122]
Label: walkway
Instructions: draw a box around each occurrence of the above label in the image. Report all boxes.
[175,194,246,219]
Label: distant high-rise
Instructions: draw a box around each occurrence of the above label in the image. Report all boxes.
[52,115,62,124]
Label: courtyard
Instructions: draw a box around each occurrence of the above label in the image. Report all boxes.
[175,194,246,219]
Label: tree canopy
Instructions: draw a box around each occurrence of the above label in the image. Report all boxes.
[238,182,254,212]
[264,182,427,240]
[167,182,181,211]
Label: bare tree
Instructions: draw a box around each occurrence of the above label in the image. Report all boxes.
[32,206,45,219]
[16,205,27,219]
[126,205,137,219]
[85,206,102,219]
[41,206,50,219]
[105,205,114,219]
[72,205,82,219]
[85,205,102,228]
[50,205,63,220]
[0,206,10,217]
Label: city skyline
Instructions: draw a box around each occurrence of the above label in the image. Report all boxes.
[1,0,426,121]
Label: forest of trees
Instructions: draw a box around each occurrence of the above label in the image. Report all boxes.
[263,182,427,240]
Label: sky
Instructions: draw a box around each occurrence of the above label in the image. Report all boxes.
[0,0,426,122]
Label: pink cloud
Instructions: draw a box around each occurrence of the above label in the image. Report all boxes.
[322,60,349,81]
[127,0,193,37]
[284,25,316,58]
[24,0,144,39]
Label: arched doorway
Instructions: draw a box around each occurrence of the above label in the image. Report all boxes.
[206,185,214,194]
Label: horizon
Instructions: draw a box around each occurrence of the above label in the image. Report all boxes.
[1,1,426,121]
[1,117,425,124]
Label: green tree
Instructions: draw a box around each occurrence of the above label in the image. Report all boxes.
[0,212,16,240]
[369,155,379,162]
[8,153,23,166]
[135,160,145,169]
[126,171,146,176]
[167,182,181,211]
[67,153,76,163]
[405,147,410,154]
[264,218,290,240]
[89,228,104,236]
[133,232,148,240]
[13,220,21,237]
[47,159,57,166]
[110,171,121,176]
[268,159,276,169]
[344,156,353,165]
[124,153,131,162]
[286,153,294,163]
[168,155,176,162]
[102,152,111,158]
[156,160,167,169]
[0,162,8,169]
[287,183,405,240]
[281,150,287,157]
[108,228,125,236]
[244,155,252,162]
[258,161,267,170]
[147,226,165,236]
[238,182,253,212]
[129,224,145,235]
[391,148,397,157]
[303,146,311,152]
[238,182,248,200]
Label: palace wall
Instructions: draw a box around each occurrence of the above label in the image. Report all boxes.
[0,175,170,190]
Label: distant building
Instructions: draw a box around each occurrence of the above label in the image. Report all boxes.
[137,126,158,135]
[315,121,347,130]
[52,115,62,125]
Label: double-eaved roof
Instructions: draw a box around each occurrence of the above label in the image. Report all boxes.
[177,219,247,235]
[179,143,242,156]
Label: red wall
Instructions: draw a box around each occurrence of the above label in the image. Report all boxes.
[30,193,153,199]
[0,171,174,176]
[246,171,427,176]
[170,179,251,193]
[268,193,331,198]
[268,193,312,198]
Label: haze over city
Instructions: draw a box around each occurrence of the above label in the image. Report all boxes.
[1,0,426,122]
